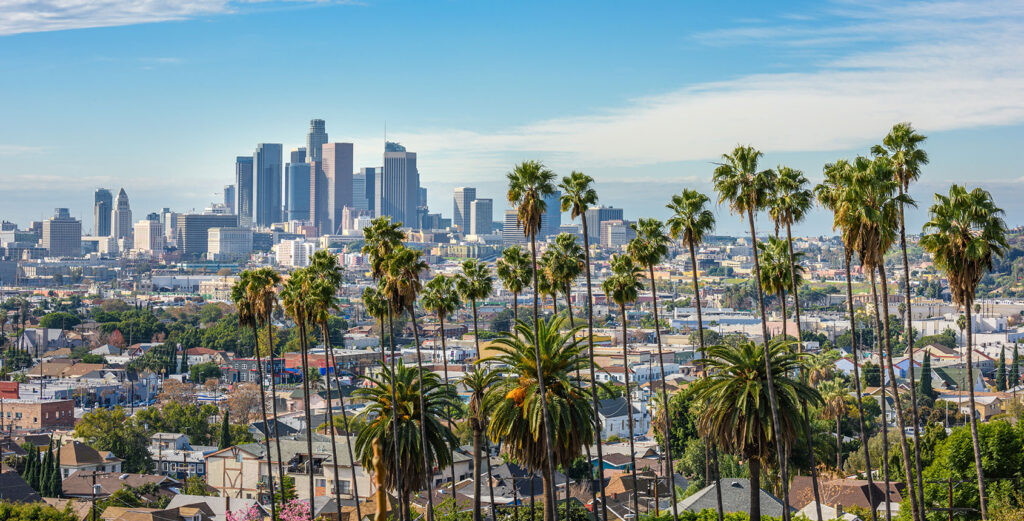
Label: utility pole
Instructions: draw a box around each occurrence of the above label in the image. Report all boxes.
[91,472,99,521]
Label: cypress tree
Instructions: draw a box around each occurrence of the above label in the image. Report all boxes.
[180,345,190,377]
[919,350,936,401]
[219,411,231,450]
[40,441,53,494]
[22,445,35,482]
[51,442,63,497]
[996,346,1007,391]
[26,446,39,491]
[1011,343,1020,390]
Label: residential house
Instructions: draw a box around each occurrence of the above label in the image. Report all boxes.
[99,505,212,521]
[62,472,179,499]
[60,440,123,478]
[674,478,794,519]
[598,398,651,440]
[790,476,903,513]
[0,470,42,503]
[165,495,269,521]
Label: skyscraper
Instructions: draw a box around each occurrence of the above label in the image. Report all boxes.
[133,219,164,255]
[93,188,112,237]
[306,119,327,163]
[453,187,476,232]
[469,198,492,236]
[287,162,311,221]
[235,156,254,227]
[284,147,306,219]
[584,205,624,242]
[223,185,236,214]
[111,188,132,240]
[253,143,283,228]
[375,142,419,226]
[502,209,526,246]
[541,190,562,238]
[310,160,328,235]
[321,143,354,234]
[353,167,378,214]
[178,213,239,257]
[42,208,82,257]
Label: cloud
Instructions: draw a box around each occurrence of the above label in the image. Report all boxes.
[372,0,1024,180]
[0,144,47,155]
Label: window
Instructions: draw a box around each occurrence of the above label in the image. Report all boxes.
[316,479,326,487]
[236,453,243,463]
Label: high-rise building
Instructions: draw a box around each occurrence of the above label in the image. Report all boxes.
[469,198,493,236]
[223,185,236,214]
[310,160,328,235]
[322,143,354,234]
[207,227,253,261]
[111,188,132,240]
[453,187,476,232]
[235,156,254,227]
[276,238,316,268]
[306,119,327,163]
[353,167,378,214]
[502,209,526,246]
[133,220,165,255]
[93,189,112,237]
[290,147,307,164]
[600,219,635,249]
[42,208,81,257]
[375,142,419,226]
[284,148,306,218]
[287,163,311,222]
[178,213,239,257]
[541,190,561,238]
[162,209,179,248]
[253,143,283,228]
[584,206,624,243]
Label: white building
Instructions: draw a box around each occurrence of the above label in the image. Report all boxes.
[133,220,165,256]
[597,398,651,440]
[600,219,635,249]
[207,227,253,261]
[276,239,316,268]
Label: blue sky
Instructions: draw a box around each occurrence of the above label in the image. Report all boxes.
[1,0,1024,235]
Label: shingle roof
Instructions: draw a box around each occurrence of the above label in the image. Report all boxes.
[675,478,793,518]
[0,470,42,503]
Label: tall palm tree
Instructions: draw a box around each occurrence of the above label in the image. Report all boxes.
[362,286,389,365]
[487,316,596,521]
[627,217,679,520]
[496,245,532,323]
[817,379,850,471]
[559,170,608,521]
[547,234,586,325]
[712,145,791,519]
[920,185,1007,521]
[666,188,723,521]
[354,359,459,518]
[280,269,317,507]
[507,159,559,520]
[841,156,919,521]
[421,275,462,495]
[601,254,644,518]
[380,245,436,521]
[872,123,929,514]
[246,267,286,501]
[230,273,277,521]
[816,160,878,521]
[691,339,821,521]
[463,367,502,521]
[757,236,804,339]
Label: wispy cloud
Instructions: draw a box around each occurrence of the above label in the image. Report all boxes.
[0,144,47,155]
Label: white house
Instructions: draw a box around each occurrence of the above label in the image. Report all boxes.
[598,398,651,440]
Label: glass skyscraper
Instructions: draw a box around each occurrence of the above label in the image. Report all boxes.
[235,156,254,227]
[93,188,112,237]
[287,163,311,221]
[253,143,283,228]
[306,119,327,163]
[376,142,419,226]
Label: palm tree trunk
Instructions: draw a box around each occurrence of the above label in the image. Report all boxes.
[965,302,989,520]
[620,305,641,519]
[473,426,483,521]
[581,213,609,521]
[877,264,920,521]
[252,331,277,521]
[386,307,406,521]
[845,253,878,521]
[746,209,790,521]
[785,224,822,521]
[324,322,360,521]
[408,308,435,521]
[646,264,678,521]
[438,315,457,494]
[565,288,597,512]
[469,298,498,521]
[897,198,925,520]
[266,319,287,508]
[779,290,787,339]
[530,233,559,521]
[320,325,343,518]
[748,457,762,521]
[836,418,842,470]
[512,291,519,325]
[297,319,316,511]
[869,272,892,521]
[485,442,497,521]
[687,236,723,521]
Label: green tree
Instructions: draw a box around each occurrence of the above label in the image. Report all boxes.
[219,411,231,450]
[280,268,317,505]
[38,312,81,330]
[652,388,698,459]
[496,245,532,322]
[0,501,79,521]
[73,408,151,473]
[918,351,937,402]
[462,367,501,521]
[422,275,463,495]
[190,362,221,384]
[1011,343,1020,390]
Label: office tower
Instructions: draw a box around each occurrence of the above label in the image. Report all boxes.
[93,188,112,237]
[584,205,624,242]
[419,187,428,207]
[284,148,307,218]
[321,143,354,234]
[223,185,236,214]
[310,160,328,234]
[42,208,82,257]
[178,213,239,257]
[161,210,178,248]
[287,163,311,221]
[354,167,378,214]
[502,209,526,246]
[133,220,165,255]
[253,143,283,228]
[235,156,254,227]
[276,238,316,268]
[600,219,635,249]
[207,227,253,261]
[469,198,493,236]
[453,187,476,232]
[290,147,307,164]
[540,190,561,238]
[307,119,327,163]
[375,142,419,226]
[111,188,132,240]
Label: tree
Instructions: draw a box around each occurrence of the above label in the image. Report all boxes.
[996,346,1007,391]
[757,236,805,338]
[0,501,79,521]
[487,316,596,521]
[422,275,463,496]
[496,245,532,322]
[921,184,1009,521]
[1011,343,1020,390]
[38,312,81,330]
[219,411,231,450]
[73,407,151,473]
[462,367,501,521]
[190,362,221,384]
[918,351,937,402]
[507,159,559,521]
[818,379,850,470]
[280,268,317,506]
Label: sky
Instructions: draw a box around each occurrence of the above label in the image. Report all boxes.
[1,0,1024,236]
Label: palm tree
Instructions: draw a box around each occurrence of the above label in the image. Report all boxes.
[756,236,805,339]
[507,159,559,520]
[380,245,436,521]
[421,275,462,495]
[690,339,821,521]
[280,269,317,506]
[463,367,502,521]
[920,185,1007,521]
[816,159,879,521]
[665,188,723,521]
[230,273,277,521]
[558,170,608,521]
[818,379,850,470]
[601,254,644,518]
[712,145,792,518]
[246,267,287,502]
[362,286,389,364]
[626,217,680,519]
[872,123,929,514]
[841,156,919,521]
[496,245,532,323]
[544,234,585,325]
[487,316,596,521]
[354,359,459,518]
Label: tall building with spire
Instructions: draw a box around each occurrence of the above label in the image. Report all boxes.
[375,142,419,226]
[93,188,112,236]
[306,119,327,163]
[111,188,132,239]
